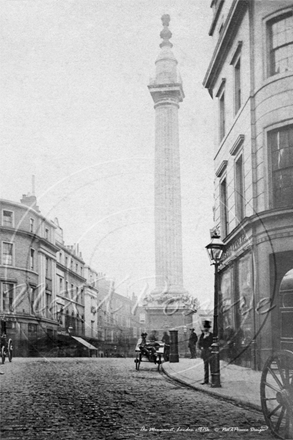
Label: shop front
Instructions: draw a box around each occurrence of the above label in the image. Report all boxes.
[219,212,293,370]
[218,226,258,369]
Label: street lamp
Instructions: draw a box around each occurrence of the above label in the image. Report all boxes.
[206,232,224,388]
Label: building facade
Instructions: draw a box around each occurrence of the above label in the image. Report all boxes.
[0,194,139,356]
[54,221,86,341]
[203,0,293,369]
[0,194,59,355]
[93,277,140,357]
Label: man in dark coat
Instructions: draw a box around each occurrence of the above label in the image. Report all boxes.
[198,321,213,384]
[188,328,198,358]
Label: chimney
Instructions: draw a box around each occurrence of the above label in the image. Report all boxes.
[20,193,40,212]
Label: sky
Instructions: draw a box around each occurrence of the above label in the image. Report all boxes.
[0,0,215,307]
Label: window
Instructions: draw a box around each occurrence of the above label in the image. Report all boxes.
[235,155,245,222]
[45,228,49,240]
[66,281,68,296]
[30,248,35,270]
[268,13,293,77]
[219,91,226,141]
[269,124,293,208]
[234,58,241,114]
[71,284,74,298]
[65,310,70,329]
[45,257,51,279]
[59,277,63,294]
[28,323,37,333]
[46,293,51,318]
[220,178,229,237]
[30,218,34,233]
[76,263,78,273]
[70,259,73,270]
[30,286,36,314]
[2,242,13,265]
[220,270,233,330]
[2,283,14,312]
[3,210,13,227]
[236,254,253,347]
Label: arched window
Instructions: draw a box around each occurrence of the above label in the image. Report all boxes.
[280,269,293,308]
[279,268,293,342]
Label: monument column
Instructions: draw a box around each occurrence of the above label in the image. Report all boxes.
[148,15,187,296]
[144,16,195,349]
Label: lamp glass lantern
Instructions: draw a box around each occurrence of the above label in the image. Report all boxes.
[205,233,224,264]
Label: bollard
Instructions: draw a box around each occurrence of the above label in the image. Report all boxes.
[169,329,179,363]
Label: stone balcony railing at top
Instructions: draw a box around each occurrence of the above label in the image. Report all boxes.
[149,71,183,87]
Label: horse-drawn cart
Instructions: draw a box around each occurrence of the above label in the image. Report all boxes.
[134,333,170,371]
[260,350,293,439]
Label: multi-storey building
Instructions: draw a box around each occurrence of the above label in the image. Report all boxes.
[83,265,101,342]
[54,220,86,339]
[93,277,139,357]
[203,0,293,369]
[0,194,59,355]
[0,193,140,357]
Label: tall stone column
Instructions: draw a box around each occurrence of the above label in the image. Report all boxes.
[143,16,194,354]
[148,15,188,297]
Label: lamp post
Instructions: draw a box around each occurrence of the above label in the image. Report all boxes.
[206,232,224,388]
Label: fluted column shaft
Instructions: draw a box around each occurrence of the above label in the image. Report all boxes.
[154,99,184,292]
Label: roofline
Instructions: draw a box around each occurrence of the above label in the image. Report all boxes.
[203,0,249,93]
[0,198,56,228]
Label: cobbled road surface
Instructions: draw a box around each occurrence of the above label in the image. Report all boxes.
[0,358,274,440]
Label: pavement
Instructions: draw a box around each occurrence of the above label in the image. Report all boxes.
[162,357,263,412]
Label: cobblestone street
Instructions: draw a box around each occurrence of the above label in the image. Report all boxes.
[0,358,274,439]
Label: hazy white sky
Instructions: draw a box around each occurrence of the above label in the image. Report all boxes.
[0,0,215,307]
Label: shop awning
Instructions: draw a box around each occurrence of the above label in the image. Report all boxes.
[71,336,98,350]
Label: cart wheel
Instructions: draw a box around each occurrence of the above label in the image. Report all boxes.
[8,341,12,362]
[1,346,5,365]
[260,350,293,439]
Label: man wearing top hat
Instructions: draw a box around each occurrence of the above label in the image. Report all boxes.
[198,321,213,385]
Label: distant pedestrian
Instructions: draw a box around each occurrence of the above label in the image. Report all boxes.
[188,328,198,359]
[198,321,213,385]
[162,331,170,345]
[162,331,170,361]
